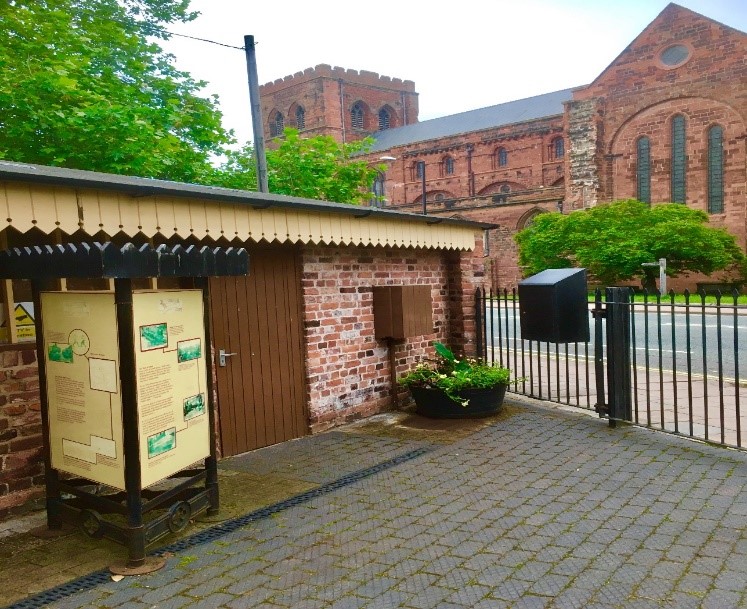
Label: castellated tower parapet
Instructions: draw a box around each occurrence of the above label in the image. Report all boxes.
[259,64,419,144]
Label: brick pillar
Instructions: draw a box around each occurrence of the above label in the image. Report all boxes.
[0,347,45,518]
[444,233,486,358]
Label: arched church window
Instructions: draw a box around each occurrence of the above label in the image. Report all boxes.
[295,106,306,130]
[636,136,651,204]
[270,112,284,137]
[443,156,455,175]
[671,114,686,203]
[708,125,724,214]
[551,137,565,159]
[351,103,364,129]
[497,147,508,167]
[415,160,425,180]
[378,108,391,131]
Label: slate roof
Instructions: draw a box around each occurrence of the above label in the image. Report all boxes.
[369,88,576,152]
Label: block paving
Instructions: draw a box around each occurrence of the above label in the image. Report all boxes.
[4,398,747,608]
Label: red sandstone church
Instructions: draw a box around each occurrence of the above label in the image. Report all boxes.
[259,3,746,290]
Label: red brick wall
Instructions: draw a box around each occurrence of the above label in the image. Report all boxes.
[376,116,565,206]
[570,4,747,247]
[0,347,44,518]
[300,241,484,431]
[608,98,746,248]
[371,5,747,292]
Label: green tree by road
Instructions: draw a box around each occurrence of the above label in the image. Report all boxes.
[515,200,745,287]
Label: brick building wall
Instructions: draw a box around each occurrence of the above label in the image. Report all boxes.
[0,347,44,518]
[0,237,486,514]
[365,4,746,291]
[571,4,747,248]
[378,116,565,207]
[259,65,419,144]
[301,239,484,431]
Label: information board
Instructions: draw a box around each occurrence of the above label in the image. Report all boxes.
[132,290,210,488]
[41,292,125,489]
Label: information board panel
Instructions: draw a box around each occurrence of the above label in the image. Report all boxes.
[132,290,210,488]
[41,292,125,489]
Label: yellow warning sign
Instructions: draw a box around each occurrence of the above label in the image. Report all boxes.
[15,303,35,339]
[0,303,36,341]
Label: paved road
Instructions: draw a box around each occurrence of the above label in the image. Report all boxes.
[489,307,746,380]
[17,399,747,609]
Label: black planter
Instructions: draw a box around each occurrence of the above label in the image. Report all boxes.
[410,384,507,419]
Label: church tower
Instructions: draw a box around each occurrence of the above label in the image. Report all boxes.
[259,64,419,144]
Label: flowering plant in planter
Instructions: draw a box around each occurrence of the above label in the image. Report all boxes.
[398,342,510,408]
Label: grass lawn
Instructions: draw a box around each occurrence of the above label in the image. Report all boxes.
[487,290,747,306]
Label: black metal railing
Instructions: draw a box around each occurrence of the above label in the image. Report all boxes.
[476,287,595,410]
[476,287,746,450]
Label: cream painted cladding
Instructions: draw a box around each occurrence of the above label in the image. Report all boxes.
[0,182,477,251]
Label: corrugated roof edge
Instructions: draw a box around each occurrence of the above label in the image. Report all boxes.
[0,160,496,230]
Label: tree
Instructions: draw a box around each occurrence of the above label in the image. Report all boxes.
[0,0,232,182]
[208,129,384,204]
[1,3,382,202]
[514,200,745,287]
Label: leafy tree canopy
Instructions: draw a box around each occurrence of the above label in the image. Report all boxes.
[0,0,232,182]
[514,200,745,286]
[207,128,384,205]
[1,3,383,204]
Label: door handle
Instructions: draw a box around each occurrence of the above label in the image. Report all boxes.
[218,349,237,367]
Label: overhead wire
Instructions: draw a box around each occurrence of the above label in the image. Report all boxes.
[66,4,246,51]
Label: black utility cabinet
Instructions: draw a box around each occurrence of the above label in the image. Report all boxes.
[518,268,589,343]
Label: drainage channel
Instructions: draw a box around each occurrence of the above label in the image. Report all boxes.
[5,446,433,609]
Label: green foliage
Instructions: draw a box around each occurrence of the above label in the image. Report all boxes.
[398,342,510,407]
[267,128,381,204]
[208,143,258,191]
[515,200,745,286]
[207,128,383,204]
[1,3,387,202]
[0,0,232,182]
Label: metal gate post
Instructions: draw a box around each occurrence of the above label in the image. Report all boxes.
[606,287,632,426]
[475,288,485,361]
[592,289,607,419]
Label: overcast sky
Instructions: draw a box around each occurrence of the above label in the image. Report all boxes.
[161,0,747,147]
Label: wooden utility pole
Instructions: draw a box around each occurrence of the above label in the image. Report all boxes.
[244,35,269,193]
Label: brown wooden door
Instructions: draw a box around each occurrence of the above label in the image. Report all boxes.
[210,246,307,456]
